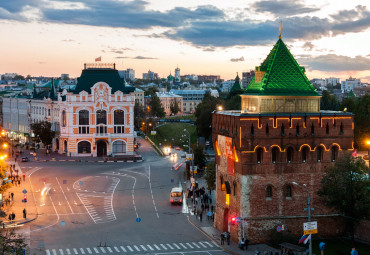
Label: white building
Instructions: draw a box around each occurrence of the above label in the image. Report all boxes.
[341,77,361,93]
[325,77,340,86]
[169,89,219,113]
[155,92,183,115]
[175,66,181,83]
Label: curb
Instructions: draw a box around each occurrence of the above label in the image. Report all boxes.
[2,216,38,229]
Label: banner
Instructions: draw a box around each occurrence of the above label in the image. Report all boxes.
[217,135,235,176]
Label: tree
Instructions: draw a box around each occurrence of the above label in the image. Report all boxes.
[204,161,216,191]
[225,94,241,110]
[170,98,180,115]
[134,102,146,130]
[144,86,159,96]
[0,229,28,254]
[192,143,206,171]
[30,121,55,146]
[195,92,224,139]
[148,93,165,118]
[318,153,370,243]
[320,90,339,110]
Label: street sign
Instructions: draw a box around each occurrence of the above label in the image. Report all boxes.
[186,153,193,160]
[304,221,318,235]
[236,217,241,223]
[151,131,157,135]
[22,189,27,194]
[136,217,141,223]
[276,226,282,232]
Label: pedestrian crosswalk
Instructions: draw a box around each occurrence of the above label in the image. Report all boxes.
[45,241,220,255]
[77,193,116,224]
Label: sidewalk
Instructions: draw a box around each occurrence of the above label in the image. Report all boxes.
[1,159,38,228]
[185,177,279,255]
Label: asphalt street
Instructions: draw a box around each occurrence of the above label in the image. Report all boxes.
[16,138,227,255]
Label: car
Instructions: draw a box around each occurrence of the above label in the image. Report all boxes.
[21,157,29,162]
[175,147,181,151]
[363,155,369,160]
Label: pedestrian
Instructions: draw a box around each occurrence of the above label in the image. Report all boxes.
[220,233,225,245]
[11,193,14,201]
[23,209,27,219]
[8,214,12,222]
[226,232,230,245]
[201,203,205,212]
[11,212,15,221]
[22,174,25,181]
[8,192,10,199]
[200,194,203,203]
[199,211,203,222]
[205,203,209,211]
[211,205,214,212]
[207,211,212,220]
[18,180,21,185]
[351,248,358,255]
[209,197,212,204]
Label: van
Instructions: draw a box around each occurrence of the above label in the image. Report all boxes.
[170,187,183,205]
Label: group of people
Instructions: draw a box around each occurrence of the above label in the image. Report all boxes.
[188,186,215,222]
[9,165,25,186]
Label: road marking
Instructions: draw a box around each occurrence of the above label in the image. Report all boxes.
[66,249,71,254]
[79,248,85,254]
[73,248,78,254]
[148,165,159,218]
[179,243,188,249]
[147,245,154,251]
[56,177,74,214]
[86,248,92,254]
[172,243,181,249]
[198,242,207,248]
[113,247,120,252]
[212,241,218,246]
[160,244,168,250]
[106,247,113,253]
[140,245,147,251]
[153,244,161,250]
[133,245,140,251]
[127,246,134,252]
[192,242,200,248]
[52,249,57,255]
[93,248,99,253]
[46,250,51,255]
[120,246,126,252]
[99,247,106,253]
[203,241,214,247]
[166,244,174,249]
[186,243,194,248]
[59,249,64,255]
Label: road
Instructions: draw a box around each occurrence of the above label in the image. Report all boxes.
[17,138,226,255]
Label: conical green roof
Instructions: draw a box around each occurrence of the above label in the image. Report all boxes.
[245,38,319,97]
[230,73,243,93]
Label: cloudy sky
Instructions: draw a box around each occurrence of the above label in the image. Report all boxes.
[1,0,370,82]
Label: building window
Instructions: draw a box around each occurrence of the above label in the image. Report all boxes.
[272,147,279,163]
[79,110,89,134]
[78,141,91,154]
[251,124,254,136]
[287,147,294,163]
[112,140,126,154]
[96,110,107,124]
[233,182,237,197]
[257,147,263,164]
[281,124,285,136]
[285,185,292,198]
[266,123,269,135]
[62,110,66,127]
[114,110,125,133]
[317,146,323,162]
[326,122,329,134]
[331,146,338,162]
[340,122,344,134]
[48,109,51,116]
[302,147,309,163]
[266,185,272,200]
[296,123,300,136]
[311,123,315,135]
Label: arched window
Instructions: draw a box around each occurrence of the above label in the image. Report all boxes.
[251,124,254,136]
[266,123,269,135]
[326,122,329,134]
[272,147,279,163]
[331,146,338,162]
[287,147,294,163]
[317,146,323,162]
[78,110,89,134]
[311,123,315,135]
[285,185,292,198]
[340,122,344,134]
[114,110,125,133]
[78,141,91,154]
[266,185,272,199]
[296,123,300,136]
[233,182,237,197]
[302,147,309,163]
[281,124,285,136]
[62,110,66,127]
[112,140,126,154]
[96,110,107,124]
[257,147,263,164]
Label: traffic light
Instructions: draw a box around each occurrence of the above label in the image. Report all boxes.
[230,216,236,225]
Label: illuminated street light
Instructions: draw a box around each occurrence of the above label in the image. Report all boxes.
[2,143,8,149]
[218,105,223,111]
[366,140,370,175]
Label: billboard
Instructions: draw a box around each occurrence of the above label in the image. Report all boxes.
[217,135,235,176]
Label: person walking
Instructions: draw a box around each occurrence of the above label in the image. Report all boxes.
[226,232,230,245]
[351,247,359,255]
[220,233,225,245]
[11,212,15,221]
[22,173,25,181]
[207,211,212,220]
[11,193,14,201]
[199,211,203,222]
[23,209,27,219]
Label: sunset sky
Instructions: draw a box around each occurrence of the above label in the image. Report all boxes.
[1,0,370,82]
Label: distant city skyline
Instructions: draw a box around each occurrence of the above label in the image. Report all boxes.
[0,0,369,82]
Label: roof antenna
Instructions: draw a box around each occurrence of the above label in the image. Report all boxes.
[279,20,283,39]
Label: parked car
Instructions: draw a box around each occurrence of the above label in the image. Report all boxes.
[21,157,29,162]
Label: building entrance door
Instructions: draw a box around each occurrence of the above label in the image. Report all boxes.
[223,208,229,232]
[96,140,107,157]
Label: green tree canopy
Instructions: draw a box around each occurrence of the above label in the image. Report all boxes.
[192,143,206,170]
[320,90,339,110]
[170,98,180,115]
[30,121,55,146]
[318,153,370,242]
[225,94,241,110]
[134,102,146,129]
[148,93,165,118]
[204,161,216,191]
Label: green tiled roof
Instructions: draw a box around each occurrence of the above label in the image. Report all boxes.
[245,39,320,97]
[74,68,135,94]
[230,74,243,93]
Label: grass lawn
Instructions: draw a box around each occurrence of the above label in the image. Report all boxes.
[147,123,197,151]
[311,238,370,255]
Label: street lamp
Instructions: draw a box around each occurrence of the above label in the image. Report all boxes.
[366,140,370,175]
[292,182,313,255]
[183,129,191,154]
[217,105,223,111]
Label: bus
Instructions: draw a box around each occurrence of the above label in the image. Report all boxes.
[170,187,183,205]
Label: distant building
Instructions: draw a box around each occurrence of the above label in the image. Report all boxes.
[155,92,183,115]
[134,88,145,106]
[182,74,198,81]
[242,70,255,88]
[143,70,158,80]
[170,89,219,113]
[61,74,69,80]
[119,68,135,81]
[341,77,361,93]
[325,77,340,86]
[311,78,326,87]
[175,66,181,83]
[197,75,220,82]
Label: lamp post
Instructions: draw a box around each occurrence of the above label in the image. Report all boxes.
[292,182,313,255]
[366,140,370,175]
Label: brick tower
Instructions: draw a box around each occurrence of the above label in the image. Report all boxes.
[212,36,354,243]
